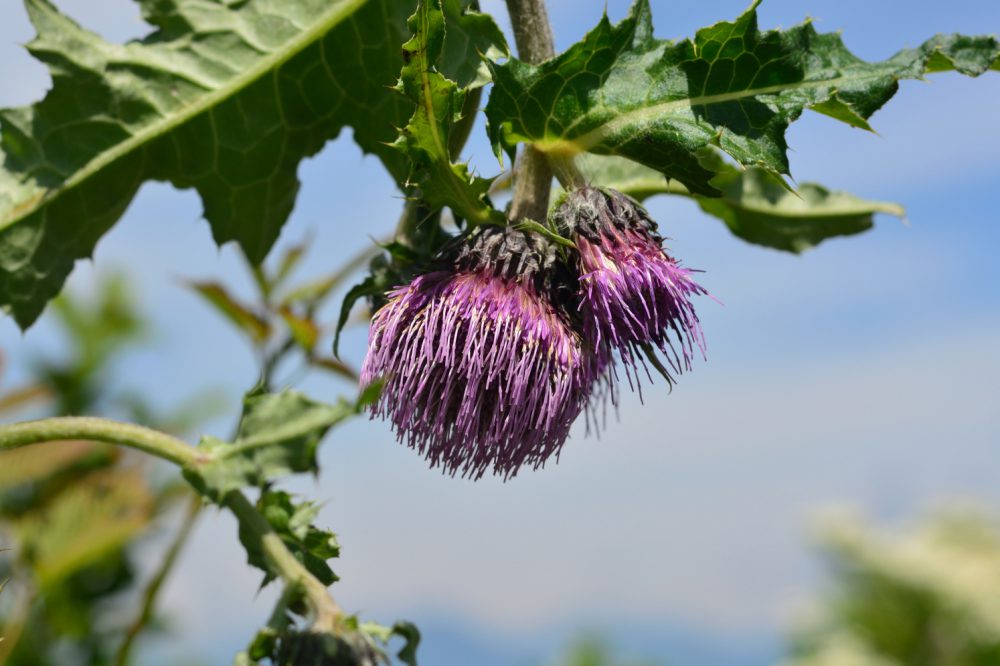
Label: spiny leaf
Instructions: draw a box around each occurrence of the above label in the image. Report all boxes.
[0,0,419,329]
[183,389,361,503]
[576,153,905,252]
[392,0,507,226]
[239,490,340,588]
[486,0,999,197]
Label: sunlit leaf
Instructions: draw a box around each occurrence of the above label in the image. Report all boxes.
[278,307,320,352]
[0,0,414,328]
[486,0,999,196]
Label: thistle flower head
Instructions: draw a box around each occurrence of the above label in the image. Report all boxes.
[360,226,597,479]
[553,186,708,388]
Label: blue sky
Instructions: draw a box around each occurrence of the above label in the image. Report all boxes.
[1,1,999,664]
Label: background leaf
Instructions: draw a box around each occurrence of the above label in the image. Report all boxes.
[188,281,270,343]
[13,468,153,589]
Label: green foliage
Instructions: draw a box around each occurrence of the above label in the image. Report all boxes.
[1,1,998,664]
[184,390,361,503]
[486,0,999,197]
[240,490,341,588]
[0,277,191,666]
[575,154,905,252]
[392,0,507,226]
[786,509,1000,666]
[0,0,414,329]
[13,468,152,589]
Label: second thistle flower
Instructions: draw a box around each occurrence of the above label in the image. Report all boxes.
[553,186,708,387]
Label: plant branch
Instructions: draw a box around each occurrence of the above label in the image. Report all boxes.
[0,417,343,632]
[505,0,556,223]
[0,417,197,466]
[225,491,342,631]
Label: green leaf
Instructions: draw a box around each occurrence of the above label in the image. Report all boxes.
[0,0,416,328]
[486,0,999,197]
[393,0,507,227]
[391,621,422,666]
[183,390,358,503]
[576,153,905,253]
[333,275,380,359]
[187,281,270,343]
[697,160,905,253]
[239,490,340,587]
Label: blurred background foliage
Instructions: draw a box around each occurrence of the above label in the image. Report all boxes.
[0,241,391,664]
[0,274,206,665]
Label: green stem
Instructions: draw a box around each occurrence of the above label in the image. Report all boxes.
[115,494,202,666]
[0,417,197,466]
[0,417,343,632]
[225,492,342,631]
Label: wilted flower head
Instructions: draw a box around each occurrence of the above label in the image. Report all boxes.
[360,226,597,479]
[553,186,708,389]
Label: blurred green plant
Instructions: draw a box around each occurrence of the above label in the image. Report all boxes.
[0,275,197,665]
[785,508,1000,666]
[546,636,660,666]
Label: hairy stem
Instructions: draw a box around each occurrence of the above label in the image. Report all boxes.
[225,491,342,631]
[505,0,556,223]
[0,417,343,631]
[114,493,202,666]
[0,417,197,466]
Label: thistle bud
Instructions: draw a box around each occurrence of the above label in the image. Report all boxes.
[360,227,597,479]
[553,186,707,389]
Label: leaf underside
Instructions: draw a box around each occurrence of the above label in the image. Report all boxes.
[0,0,421,329]
[486,0,999,200]
[576,153,905,253]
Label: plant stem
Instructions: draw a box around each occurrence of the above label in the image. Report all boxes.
[504,0,555,65]
[114,493,202,666]
[225,491,342,631]
[505,0,556,223]
[0,417,343,632]
[0,417,197,466]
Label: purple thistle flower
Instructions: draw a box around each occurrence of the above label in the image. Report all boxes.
[360,227,599,479]
[553,186,708,390]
